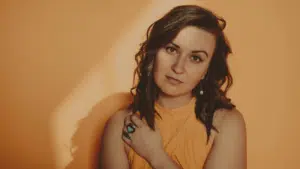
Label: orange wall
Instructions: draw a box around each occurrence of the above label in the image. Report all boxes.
[0,0,299,169]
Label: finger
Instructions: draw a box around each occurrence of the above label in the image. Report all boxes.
[124,114,138,131]
[122,131,131,145]
[124,123,136,135]
[130,114,144,128]
[122,126,133,139]
[123,125,134,136]
[124,114,134,125]
[124,114,133,126]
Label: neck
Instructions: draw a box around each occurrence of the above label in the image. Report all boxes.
[156,92,193,109]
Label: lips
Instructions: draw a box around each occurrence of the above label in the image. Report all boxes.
[166,75,183,84]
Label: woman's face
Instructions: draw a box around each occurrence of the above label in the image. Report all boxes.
[153,26,216,98]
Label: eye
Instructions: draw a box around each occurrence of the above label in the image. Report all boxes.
[191,55,203,63]
[165,46,177,54]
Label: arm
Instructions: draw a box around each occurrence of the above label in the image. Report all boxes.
[99,110,129,169]
[204,109,247,169]
[122,114,182,169]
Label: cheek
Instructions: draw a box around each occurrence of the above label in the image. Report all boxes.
[187,67,208,85]
[154,51,172,75]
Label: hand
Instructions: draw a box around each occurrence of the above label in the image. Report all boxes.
[122,113,165,163]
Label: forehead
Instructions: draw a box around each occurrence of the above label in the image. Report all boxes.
[171,26,216,55]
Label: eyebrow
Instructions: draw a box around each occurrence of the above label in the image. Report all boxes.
[170,42,209,58]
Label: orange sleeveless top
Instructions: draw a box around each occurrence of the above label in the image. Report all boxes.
[127,97,216,169]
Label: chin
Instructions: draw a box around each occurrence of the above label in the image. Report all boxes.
[159,86,186,97]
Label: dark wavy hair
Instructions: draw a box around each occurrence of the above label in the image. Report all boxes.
[128,5,235,142]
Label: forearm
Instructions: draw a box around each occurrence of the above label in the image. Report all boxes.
[149,151,182,169]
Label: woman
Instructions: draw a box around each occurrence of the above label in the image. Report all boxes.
[99,5,246,169]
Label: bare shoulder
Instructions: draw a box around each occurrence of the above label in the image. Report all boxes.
[102,107,132,151]
[213,108,246,135]
[105,109,129,128]
[204,108,247,169]
[100,108,131,169]
[204,110,247,169]
[103,108,131,140]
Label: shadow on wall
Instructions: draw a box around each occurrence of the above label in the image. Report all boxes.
[1,0,150,168]
[65,92,133,169]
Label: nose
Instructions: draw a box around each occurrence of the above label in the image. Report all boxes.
[171,56,185,74]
